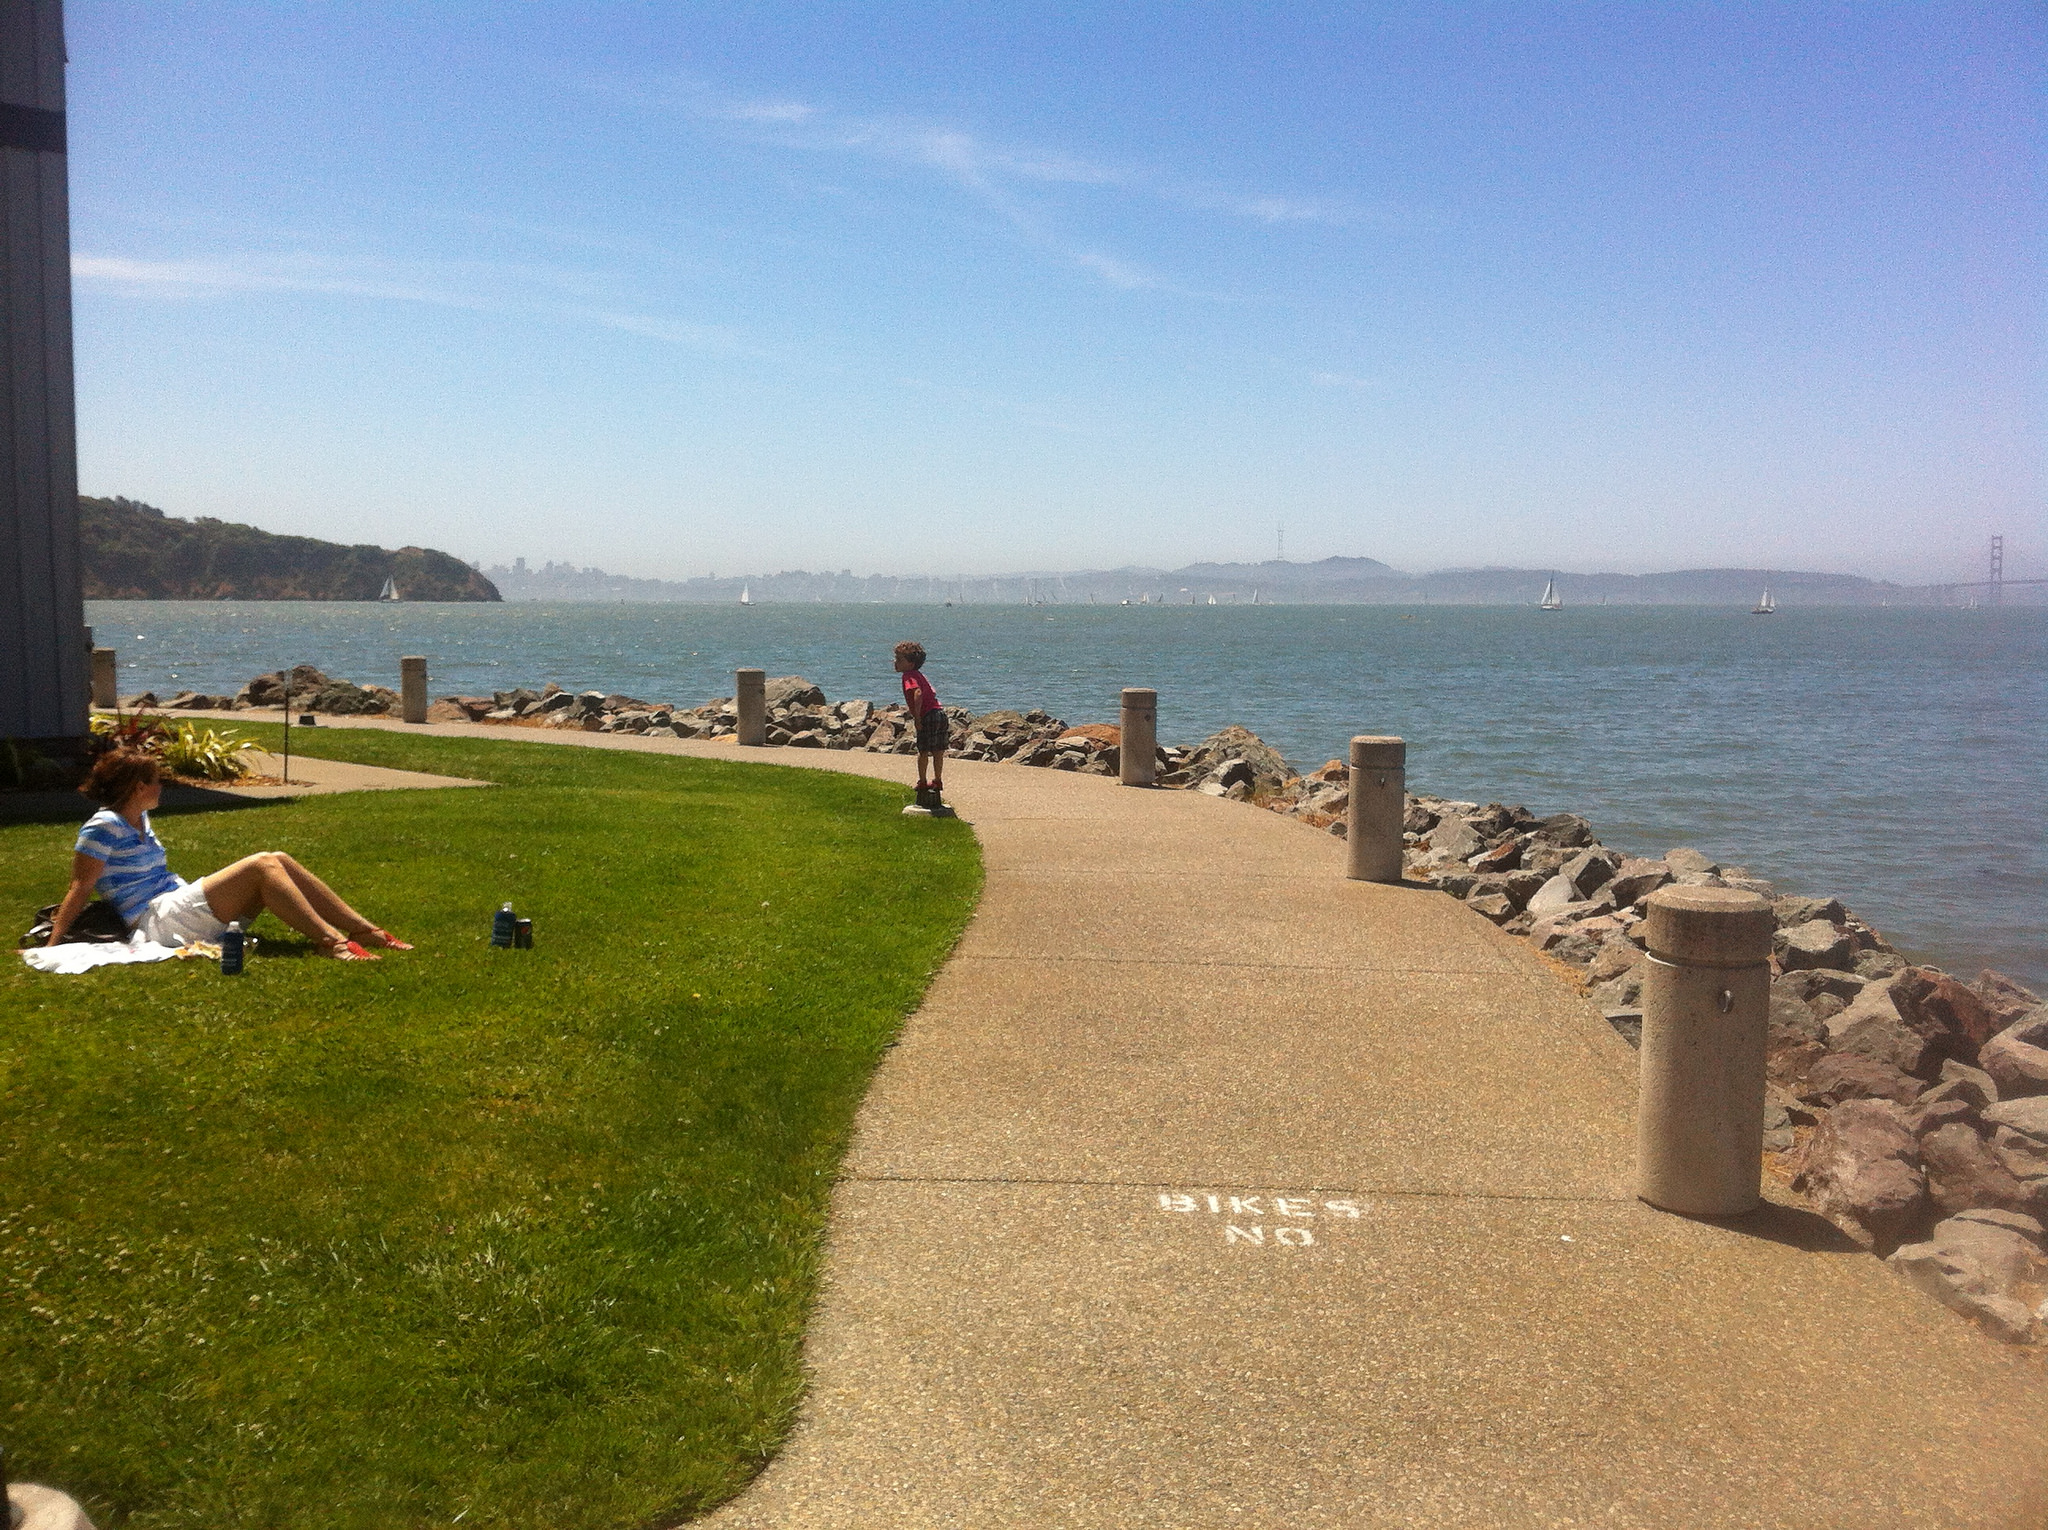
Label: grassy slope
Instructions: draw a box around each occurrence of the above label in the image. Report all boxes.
[0,729,979,1529]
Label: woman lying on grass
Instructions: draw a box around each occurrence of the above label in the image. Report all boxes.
[46,748,410,961]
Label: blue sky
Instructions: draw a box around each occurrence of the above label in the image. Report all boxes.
[68,2,2042,583]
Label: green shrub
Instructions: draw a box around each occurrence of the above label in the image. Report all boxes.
[157,722,260,781]
[87,710,172,755]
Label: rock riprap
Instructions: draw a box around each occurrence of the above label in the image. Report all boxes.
[199,668,2048,1345]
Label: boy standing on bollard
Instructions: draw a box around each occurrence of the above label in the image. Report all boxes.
[894,641,948,810]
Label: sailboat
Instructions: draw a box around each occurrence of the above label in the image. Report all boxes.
[1538,576,1563,611]
[378,577,400,601]
[739,584,753,607]
[1751,581,1777,615]
[1207,594,1217,606]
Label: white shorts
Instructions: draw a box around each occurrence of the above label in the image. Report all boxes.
[136,879,228,948]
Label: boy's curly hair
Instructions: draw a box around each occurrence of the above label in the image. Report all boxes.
[894,641,927,669]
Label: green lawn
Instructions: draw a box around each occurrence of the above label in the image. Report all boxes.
[0,728,980,1528]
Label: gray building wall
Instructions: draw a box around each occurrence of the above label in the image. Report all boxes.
[2,0,87,742]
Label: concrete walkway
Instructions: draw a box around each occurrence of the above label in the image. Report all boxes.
[204,714,2048,1525]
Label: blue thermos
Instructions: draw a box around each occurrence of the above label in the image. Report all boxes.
[221,921,245,975]
[492,902,516,948]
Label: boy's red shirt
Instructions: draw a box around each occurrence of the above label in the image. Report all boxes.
[901,668,937,715]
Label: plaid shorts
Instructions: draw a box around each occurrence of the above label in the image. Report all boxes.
[915,709,951,753]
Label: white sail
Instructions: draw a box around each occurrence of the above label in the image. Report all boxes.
[1539,577,1562,610]
[1752,584,1776,615]
[378,577,399,601]
[739,584,752,606]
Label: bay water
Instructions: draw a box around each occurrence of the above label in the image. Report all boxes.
[88,599,2048,992]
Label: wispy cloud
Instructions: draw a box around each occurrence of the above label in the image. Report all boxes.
[635,81,1363,293]
[73,254,490,309]
[74,252,758,356]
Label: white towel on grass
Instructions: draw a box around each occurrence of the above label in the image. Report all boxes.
[20,935,184,974]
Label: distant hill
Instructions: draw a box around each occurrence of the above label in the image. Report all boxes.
[485,553,1921,606]
[80,497,499,602]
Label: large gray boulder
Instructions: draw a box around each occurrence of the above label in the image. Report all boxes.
[1780,967,1868,1005]
[1917,1058,1999,1113]
[1791,1098,1928,1251]
[1920,1123,2043,1220]
[1982,1098,2048,1206]
[1665,846,1718,876]
[1427,816,1484,864]
[1799,1053,1922,1108]
[1769,982,1825,1050]
[1606,857,1674,908]
[1888,967,2002,1065]
[1979,1008,2048,1100]
[239,663,331,707]
[1531,812,1594,848]
[1825,979,1938,1080]
[1886,1209,2047,1344]
[1778,919,1855,973]
[1905,1098,1977,1138]
[1470,837,1522,873]
[1774,894,1848,928]
[1179,726,1291,795]
[1561,847,1620,899]
[765,675,827,708]
[1523,874,1580,915]
[1983,1096,2048,1146]
[1975,970,2044,1030]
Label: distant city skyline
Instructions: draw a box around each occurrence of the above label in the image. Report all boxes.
[477,550,2038,607]
[68,3,2043,587]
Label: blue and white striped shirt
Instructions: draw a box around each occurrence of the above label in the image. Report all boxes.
[74,809,185,924]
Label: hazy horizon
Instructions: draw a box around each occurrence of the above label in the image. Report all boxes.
[70,4,2043,587]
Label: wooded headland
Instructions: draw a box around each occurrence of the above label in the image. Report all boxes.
[80,497,500,601]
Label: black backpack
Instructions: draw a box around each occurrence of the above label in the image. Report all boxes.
[21,900,131,948]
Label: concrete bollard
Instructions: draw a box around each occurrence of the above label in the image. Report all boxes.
[1346,736,1405,882]
[735,668,767,746]
[1119,688,1157,786]
[399,656,428,724]
[90,648,117,709]
[1635,885,1776,1216]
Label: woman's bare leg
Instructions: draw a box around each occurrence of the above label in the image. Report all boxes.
[269,853,377,936]
[201,852,361,953]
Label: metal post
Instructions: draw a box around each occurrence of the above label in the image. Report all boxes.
[1635,886,1775,1215]
[1,0,90,745]
[735,668,767,746]
[400,655,428,723]
[89,647,115,708]
[1118,687,1156,786]
[1345,736,1405,882]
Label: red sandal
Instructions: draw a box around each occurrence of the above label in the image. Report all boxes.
[358,927,413,950]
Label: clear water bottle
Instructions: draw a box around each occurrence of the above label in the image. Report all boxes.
[492,902,516,948]
[221,920,245,975]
